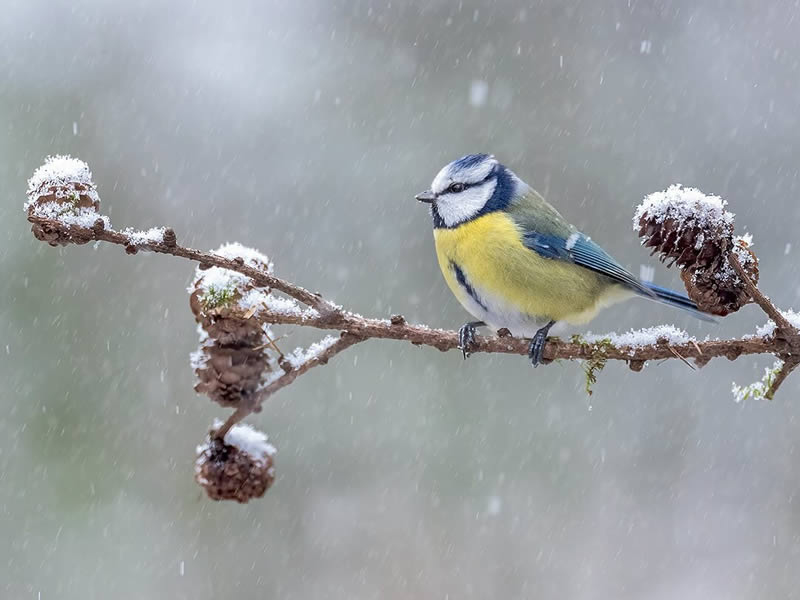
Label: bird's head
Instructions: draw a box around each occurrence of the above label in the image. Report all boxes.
[415,154,522,228]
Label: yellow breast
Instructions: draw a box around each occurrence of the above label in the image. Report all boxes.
[433,213,626,325]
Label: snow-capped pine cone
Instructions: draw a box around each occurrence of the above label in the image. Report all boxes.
[636,189,734,272]
[680,238,759,316]
[189,243,277,408]
[193,342,269,409]
[189,287,264,345]
[28,181,100,214]
[195,436,275,503]
[27,181,101,247]
[26,157,105,247]
[634,185,757,316]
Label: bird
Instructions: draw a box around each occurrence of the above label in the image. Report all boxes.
[414,153,713,366]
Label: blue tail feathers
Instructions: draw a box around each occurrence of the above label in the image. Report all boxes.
[641,282,716,322]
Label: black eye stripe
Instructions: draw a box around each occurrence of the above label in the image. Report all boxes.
[446,165,498,194]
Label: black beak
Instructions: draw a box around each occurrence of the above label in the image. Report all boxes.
[415,189,436,203]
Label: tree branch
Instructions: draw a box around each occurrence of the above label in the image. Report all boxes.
[247,302,784,363]
[729,252,798,336]
[26,212,800,398]
[29,158,800,502]
[31,216,336,314]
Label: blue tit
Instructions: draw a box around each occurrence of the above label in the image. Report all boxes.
[414,153,713,366]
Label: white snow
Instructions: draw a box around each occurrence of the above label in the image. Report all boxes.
[262,293,316,318]
[237,288,270,312]
[190,242,319,321]
[196,420,277,467]
[469,79,489,107]
[190,243,275,307]
[237,288,314,319]
[25,200,111,229]
[732,359,783,402]
[633,184,734,233]
[585,324,692,349]
[755,309,800,338]
[213,242,274,272]
[26,155,99,206]
[732,234,756,263]
[124,226,166,246]
[25,155,110,229]
[285,335,340,368]
[221,421,276,465]
[487,496,502,516]
[189,343,210,370]
[192,265,250,298]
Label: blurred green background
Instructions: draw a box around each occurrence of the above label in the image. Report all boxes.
[3,1,800,598]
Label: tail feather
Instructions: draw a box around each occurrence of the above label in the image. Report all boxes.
[641,282,716,322]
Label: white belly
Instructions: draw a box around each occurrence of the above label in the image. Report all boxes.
[454,281,553,338]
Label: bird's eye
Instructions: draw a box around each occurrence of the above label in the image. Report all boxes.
[448,182,465,193]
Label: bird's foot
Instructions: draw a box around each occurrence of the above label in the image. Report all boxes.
[528,320,556,367]
[457,321,485,359]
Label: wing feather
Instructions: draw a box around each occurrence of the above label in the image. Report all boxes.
[522,231,655,297]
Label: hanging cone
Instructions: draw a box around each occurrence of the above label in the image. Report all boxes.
[195,423,276,503]
[635,185,758,316]
[189,243,276,409]
[25,155,107,246]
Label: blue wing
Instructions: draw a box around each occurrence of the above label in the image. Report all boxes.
[522,230,716,321]
[522,231,655,297]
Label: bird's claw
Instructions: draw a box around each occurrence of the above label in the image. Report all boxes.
[528,334,547,367]
[528,320,556,367]
[458,322,480,359]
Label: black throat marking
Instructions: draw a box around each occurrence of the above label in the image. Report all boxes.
[450,261,487,312]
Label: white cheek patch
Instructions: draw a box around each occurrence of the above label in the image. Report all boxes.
[436,179,497,227]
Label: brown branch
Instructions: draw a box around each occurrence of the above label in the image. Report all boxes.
[241,303,783,362]
[213,332,365,438]
[26,212,800,399]
[30,216,336,314]
[730,252,798,336]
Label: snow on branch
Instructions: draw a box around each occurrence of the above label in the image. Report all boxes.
[23,157,800,501]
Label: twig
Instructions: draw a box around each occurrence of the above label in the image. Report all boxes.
[30,216,336,314]
[213,332,365,438]
[730,253,798,335]
[766,358,800,400]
